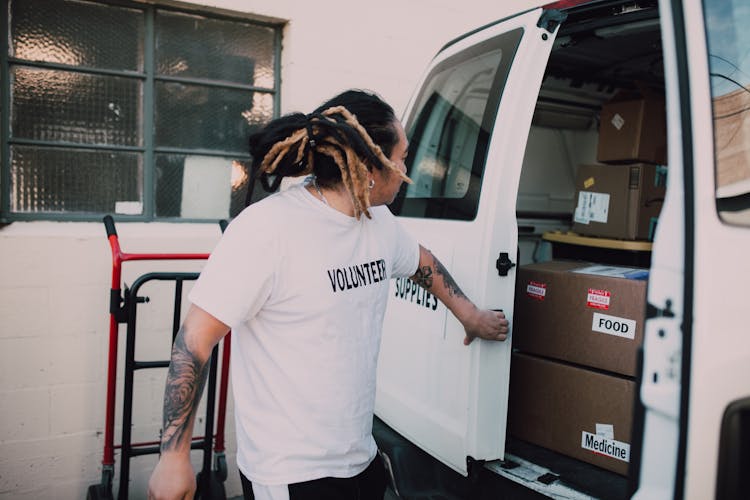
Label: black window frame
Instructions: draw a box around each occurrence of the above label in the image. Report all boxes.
[390,29,523,221]
[703,0,750,226]
[0,0,282,222]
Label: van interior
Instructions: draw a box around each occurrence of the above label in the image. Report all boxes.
[511,1,662,498]
[518,0,663,265]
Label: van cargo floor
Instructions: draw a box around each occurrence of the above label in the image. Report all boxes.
[496,437,630,500]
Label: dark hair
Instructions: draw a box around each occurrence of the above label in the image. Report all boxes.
[247,89,408,218]
[313,90,399,159]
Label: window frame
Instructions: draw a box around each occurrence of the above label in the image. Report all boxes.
[702,0,750,227]
[0,0,282,223]
[390,29,523,221]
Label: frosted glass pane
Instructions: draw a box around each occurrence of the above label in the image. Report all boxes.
[155,154,262,218]
[156,11,275,87]
[10,146,142,214]
[155,83,272,152]
[11,0,143,70]
[11,67,141,146]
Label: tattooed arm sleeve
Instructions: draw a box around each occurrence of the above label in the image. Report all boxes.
[411,245,467,302]
[159,305,230,453]
[410,244,509,344]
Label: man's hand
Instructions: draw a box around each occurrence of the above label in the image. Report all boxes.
[411,246,511,346]
[148,305,230,500]
[148,454,196,500]
[462,308,509,345]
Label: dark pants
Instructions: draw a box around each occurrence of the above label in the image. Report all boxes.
[240,455,388,500]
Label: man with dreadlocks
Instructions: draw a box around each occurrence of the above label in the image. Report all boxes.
[148,90,509,500]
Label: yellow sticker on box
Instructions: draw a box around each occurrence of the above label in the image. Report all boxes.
[584,177,595,189]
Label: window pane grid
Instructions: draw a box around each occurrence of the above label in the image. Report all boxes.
[154,154,259,219]
[155,10,275,87]
[7,58,147,79]
[11,0,144,71]
[8,138,145,154]
[10,145,142,214]
[155,82,272,153]
[155,74,276,93]
[11,65,143,146]
[3,0,280,221]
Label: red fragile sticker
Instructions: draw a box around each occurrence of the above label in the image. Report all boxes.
[587,288,611,309]
[526,281,547,300]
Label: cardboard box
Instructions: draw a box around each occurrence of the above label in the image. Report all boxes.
[714,87,750,194]
[597,90,667,164]
[507,352,635,476]
[572,163,667,241]
[512,260,647,377]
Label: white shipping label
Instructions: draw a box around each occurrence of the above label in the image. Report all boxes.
[581,431,630,462]
[611,113,625,130]
[592,312,636,340]
[596,423,615,440]
[574,191,610,225]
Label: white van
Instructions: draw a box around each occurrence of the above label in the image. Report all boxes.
[373,0,749,499]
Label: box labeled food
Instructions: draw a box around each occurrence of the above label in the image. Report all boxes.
[513,260,648,376]
[597,90,667,164]
[572,163,666,241]
[507,352,635,476]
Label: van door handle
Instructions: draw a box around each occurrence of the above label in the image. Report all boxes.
[646,299,676,319]
[496,252,516,276]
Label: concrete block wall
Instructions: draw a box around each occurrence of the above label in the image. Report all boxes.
[0,222,231,499]
[0,1,542,498]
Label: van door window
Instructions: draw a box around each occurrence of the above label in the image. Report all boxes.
[704,0,750,225]
[392,29,523,221]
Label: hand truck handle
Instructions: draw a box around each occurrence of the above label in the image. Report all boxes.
[103,215,117,238]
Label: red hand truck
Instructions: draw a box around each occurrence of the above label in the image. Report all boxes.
[87,215,232,500]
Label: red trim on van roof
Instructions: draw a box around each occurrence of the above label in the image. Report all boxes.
[543,0,593,9]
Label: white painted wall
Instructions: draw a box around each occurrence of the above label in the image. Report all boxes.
[0,1,542,498]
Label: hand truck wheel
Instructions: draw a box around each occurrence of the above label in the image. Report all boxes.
[85,483,114,500]
[195,469,227,500]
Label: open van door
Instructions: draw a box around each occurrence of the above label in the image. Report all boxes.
[635,1,750,499]
[376,4,561,475]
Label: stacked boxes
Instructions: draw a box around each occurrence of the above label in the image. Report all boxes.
[508,87,665,475]
[571,89,668,241]
[508,260,648,475]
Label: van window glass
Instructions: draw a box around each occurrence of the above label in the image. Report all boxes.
[704,0,750,226]
[391,29,523,220]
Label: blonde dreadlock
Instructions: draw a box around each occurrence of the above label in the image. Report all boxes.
[251,96,411,220]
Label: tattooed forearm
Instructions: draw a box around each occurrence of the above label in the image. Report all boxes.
[412,265,434,288]
[412,254,467,300]
[434,258,466,299]
[160,328,208,452]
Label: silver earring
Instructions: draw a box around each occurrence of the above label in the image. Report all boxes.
[368,179,375,190]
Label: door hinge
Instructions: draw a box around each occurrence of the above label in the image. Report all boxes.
[538,9,568,34]
[496,252,516,276]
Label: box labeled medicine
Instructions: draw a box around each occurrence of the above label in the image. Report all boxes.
[508,352,634,476]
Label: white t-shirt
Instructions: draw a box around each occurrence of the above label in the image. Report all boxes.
[189,183,419,486]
